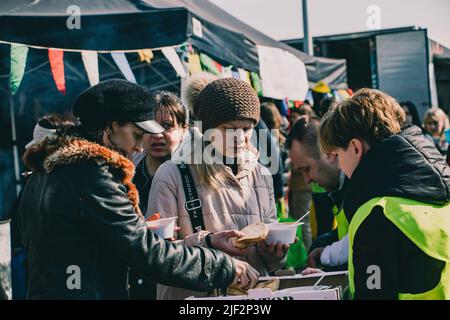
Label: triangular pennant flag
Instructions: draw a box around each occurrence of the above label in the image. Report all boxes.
[188,53,202,75]
[332,90,342,102]
[111,52,136,83]
[221,66,233,78]
[288,100,295,109]
[178,43,189,53]
[281,98,289,117]
[231,70,240,79]
[294,101,303,108]
[338,89,350,99]
[181,50,189,65]
[238,68,251,85]
[250,72,263,96]
[138,49,153,63]
[305,89,314,105]
[9,44,29,95]
[48,49,66,94]
[214,61,223,74]
[161,47,187,78]
[81,51,99,86]
[199,53,221,76]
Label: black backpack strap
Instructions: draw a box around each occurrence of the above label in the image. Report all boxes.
[177,163,205,233]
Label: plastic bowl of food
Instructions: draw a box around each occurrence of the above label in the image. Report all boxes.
[265,222,302,245]
[146,217,178,239]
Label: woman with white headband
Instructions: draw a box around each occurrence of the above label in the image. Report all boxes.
[25,114,77,150]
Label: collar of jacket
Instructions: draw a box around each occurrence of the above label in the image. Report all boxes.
[343,125,450,220]
[328,175,349,212]
[23,134,142,216]
[222,143,260,183]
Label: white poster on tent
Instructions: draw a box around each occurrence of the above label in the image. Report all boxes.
[257,45,308,101]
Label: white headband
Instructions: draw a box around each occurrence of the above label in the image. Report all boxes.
[25,123,57,149]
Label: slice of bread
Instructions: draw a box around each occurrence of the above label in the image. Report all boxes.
[227,279,280,296]
[235,222,269,247]
[227,286,247,296]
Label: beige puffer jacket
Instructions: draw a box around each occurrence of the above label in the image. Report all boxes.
[147,147,284,300]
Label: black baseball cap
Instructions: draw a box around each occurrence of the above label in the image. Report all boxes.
[73,79,164,134]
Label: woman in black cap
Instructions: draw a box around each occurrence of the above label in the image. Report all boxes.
[15,79,259,299]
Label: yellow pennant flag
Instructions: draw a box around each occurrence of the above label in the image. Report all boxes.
[138,49,153,63]
[188,53,202,75]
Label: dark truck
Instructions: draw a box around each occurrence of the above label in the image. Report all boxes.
[284,26,450,120]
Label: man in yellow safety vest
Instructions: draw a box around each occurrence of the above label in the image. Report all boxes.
[320,88,450,299]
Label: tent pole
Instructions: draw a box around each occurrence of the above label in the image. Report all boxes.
[302,0,313,56]
[9,95,21,197]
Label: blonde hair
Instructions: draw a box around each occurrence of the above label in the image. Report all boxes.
[423,107,450,136]
[319,88,403,153]
[181,75,259,190]
[174,128,239,191]
[180,72,228,190]
[194,159,239,191]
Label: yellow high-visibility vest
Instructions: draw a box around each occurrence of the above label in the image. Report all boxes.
[348,197,450,300]
[333,206,349,240]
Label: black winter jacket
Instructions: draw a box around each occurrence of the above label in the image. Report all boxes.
[344,125,450,299]
[16,135,235,299]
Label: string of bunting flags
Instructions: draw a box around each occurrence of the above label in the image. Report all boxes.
[6,40,266,98]
[7,42,185,95]
[6,40,350,108]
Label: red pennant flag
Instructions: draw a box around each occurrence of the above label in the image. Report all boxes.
[48,49,66,94]
[214,61,223,73]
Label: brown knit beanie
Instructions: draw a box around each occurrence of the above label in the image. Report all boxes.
[195,78,260,132]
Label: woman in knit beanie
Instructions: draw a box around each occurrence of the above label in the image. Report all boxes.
[148,78,288,300]
[181,71,218,121]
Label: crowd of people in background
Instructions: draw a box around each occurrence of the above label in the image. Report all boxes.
[6,73,450,300]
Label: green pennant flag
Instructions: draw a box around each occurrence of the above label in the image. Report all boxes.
[288,100,295,108]
[199,53,221,76]
[250,72,263,96]
[10,44,29,95]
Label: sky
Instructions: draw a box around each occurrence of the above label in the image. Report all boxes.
[210,0,450,47]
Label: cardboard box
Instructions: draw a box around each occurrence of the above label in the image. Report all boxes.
[186,287,340,300]
[259,270,348,290]
[186,271,348,300]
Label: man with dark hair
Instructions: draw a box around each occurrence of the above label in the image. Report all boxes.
[318,96,335,117]
[15,79,258,299]
[286,116,348,269]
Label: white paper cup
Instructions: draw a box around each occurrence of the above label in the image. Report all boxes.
[146,217,177,239]
[265,222,303,245]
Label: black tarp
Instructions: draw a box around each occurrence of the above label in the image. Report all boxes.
[0,0,347,88]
